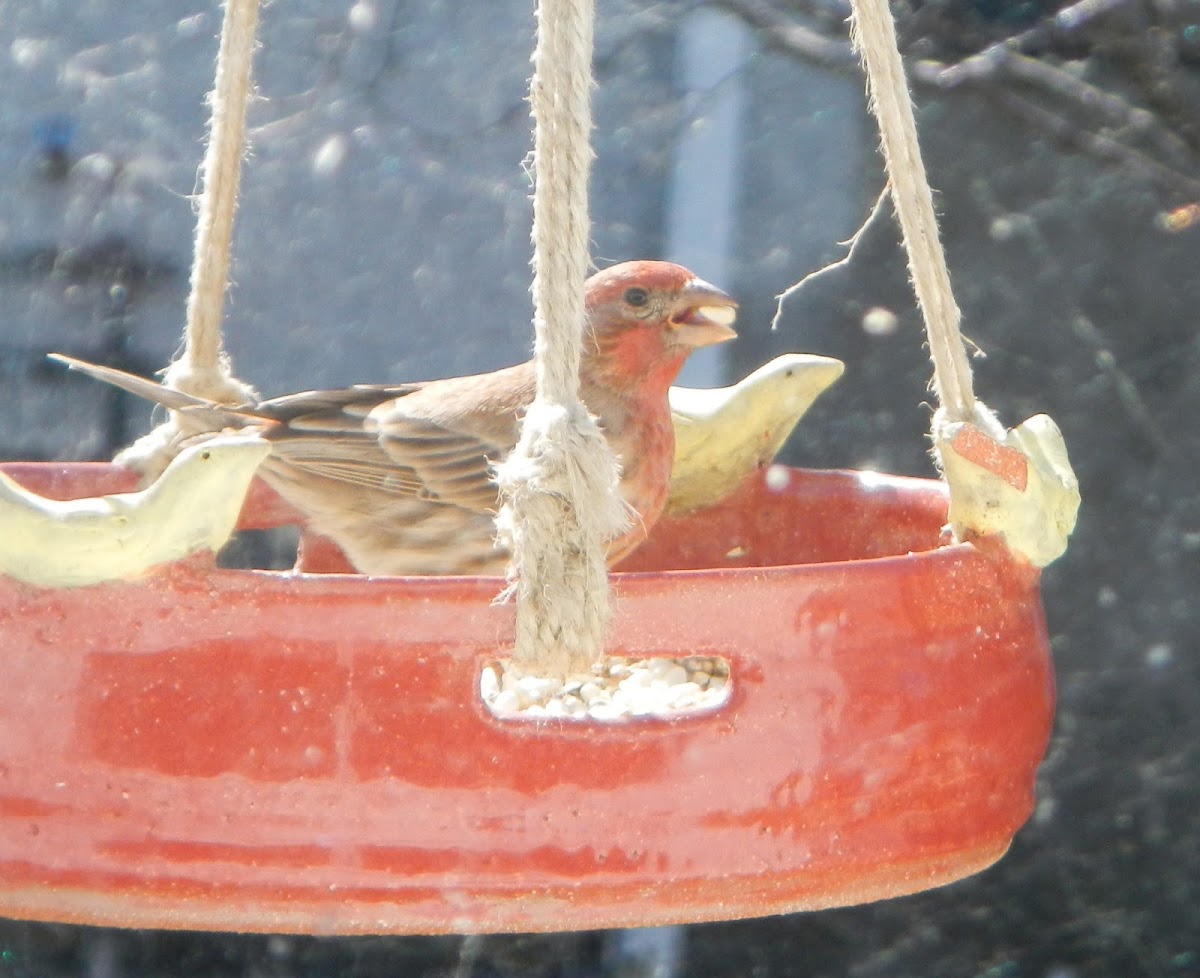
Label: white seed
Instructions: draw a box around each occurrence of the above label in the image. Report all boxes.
[578,681,605,704]
[516,675,562,703]
[645,658,675,679]
[485,656,731,721]
[666,682,703,707]
[617,670,649,692]
[662,664,689,686]
[587,701,627,721]
[479,666,500,701]
[490,689,522,716]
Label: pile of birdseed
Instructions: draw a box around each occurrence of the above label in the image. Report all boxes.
[481,655,730,720]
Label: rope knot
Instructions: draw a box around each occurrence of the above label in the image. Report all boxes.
[495,397,631,676]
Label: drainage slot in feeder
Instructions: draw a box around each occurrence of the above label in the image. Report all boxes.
[481,655,732,721]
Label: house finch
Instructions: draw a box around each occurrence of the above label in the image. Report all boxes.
[54,261,737,576]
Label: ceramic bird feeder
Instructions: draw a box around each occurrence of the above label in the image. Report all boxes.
[0,457,1057,935]
[0,0,1080,940]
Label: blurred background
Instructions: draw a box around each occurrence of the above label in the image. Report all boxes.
[0,0,1198,974]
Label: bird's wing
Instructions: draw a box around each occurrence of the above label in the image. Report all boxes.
[260,384,503,511]
[255,384,421,419]
[49,354,258,431]
[262,430,430,498]
[53,353,513,513]
[368,413,505,513]
[256,386,436,499]
[365,366,533,514]
[52,355,432,500]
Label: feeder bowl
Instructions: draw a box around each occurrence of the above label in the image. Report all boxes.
[0,462,1053,935]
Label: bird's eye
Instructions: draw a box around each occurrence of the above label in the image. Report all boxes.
[624,287,649,307]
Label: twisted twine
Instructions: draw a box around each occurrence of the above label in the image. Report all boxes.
[494,0,629,676]
[849,0,977,422]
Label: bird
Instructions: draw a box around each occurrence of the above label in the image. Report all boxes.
[0,435,270,588]
[666,352,844,517]
[52,260,737,576]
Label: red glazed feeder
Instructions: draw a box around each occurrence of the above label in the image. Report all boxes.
[0,0,1078,938]
[0,461,1054,935]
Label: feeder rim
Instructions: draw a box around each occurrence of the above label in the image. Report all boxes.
[218,538,981,587]
[1,461,1002,584]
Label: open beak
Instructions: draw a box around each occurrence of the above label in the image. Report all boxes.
[671,277,739,348]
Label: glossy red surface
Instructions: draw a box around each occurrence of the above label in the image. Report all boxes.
[0,464,1054,934]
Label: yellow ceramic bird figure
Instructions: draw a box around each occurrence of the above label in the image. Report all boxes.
[935,410,1079,568]
[0,435,269,587]
[665,353,844,517]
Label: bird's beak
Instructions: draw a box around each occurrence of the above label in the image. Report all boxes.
[670,277,739,348]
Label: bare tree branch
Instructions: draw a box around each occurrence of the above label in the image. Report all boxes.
[992,86,1200,198]
[716,0,856,68]
[713,0,1200,199]
[771,186,890,331]
[913,49,1196,171]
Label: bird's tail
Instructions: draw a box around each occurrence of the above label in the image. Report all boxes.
[49,354,258,432]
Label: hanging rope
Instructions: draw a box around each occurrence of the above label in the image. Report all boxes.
[494,0,630,677]
[848,0,977,424]
[848,0,1080,565]
[169,0,260,400]
[118,0,259,474]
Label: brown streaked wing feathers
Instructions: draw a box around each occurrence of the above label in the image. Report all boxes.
[261,386,501,512]
[254,384,421,422]
[50,356,506,513]
[373,414,503,513]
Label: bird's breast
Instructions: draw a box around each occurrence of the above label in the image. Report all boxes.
[605,409,675,564]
